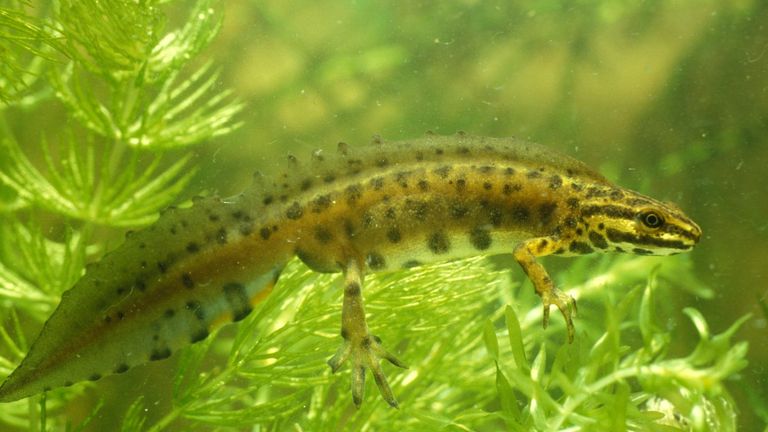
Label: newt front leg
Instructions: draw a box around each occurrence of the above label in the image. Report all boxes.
[327,258,407,408]
[513,237,577,343]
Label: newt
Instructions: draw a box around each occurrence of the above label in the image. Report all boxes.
[0,134,701,407]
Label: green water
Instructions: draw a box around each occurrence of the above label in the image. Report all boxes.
[1,0,766,430]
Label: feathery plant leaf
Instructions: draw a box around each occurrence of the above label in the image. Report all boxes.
[0,0,240,428]
[0,218,87,314]
[0,3,64,103]
[58,0,163,76]
[50,0,241,149]
[0,134,195,226]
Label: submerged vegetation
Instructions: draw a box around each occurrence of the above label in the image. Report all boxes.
[0,0,762,431]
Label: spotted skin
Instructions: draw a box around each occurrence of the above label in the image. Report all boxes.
[0,134,701,407]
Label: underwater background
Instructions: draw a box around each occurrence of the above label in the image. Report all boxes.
[0,0,766,430]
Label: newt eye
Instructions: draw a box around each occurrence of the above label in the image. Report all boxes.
[639,210,664,229]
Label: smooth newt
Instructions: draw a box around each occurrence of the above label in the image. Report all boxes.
[0,134,702,407]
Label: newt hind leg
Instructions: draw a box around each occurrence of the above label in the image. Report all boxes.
[327,258,407,408]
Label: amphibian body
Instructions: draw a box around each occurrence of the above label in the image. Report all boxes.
[0,134,701,407]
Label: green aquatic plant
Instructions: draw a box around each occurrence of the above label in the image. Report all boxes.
[0,0,240,429]
[0,1,752,431]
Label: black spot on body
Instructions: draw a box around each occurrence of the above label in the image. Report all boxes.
[569,241,594,254]
[526,170,541,179]
[504,183,522,195]
[434,165,452,178]
[417,179,429,191]
[345,282,361,296]
[549,175,563,190]
[286,202,304,220]
[511,205,530,224]
[566,197,579,209]
[450,202,469,219]
[157,261,168,273]
[428,231,450,254]
[344,220,356,238]
[405,199,429,220]
[186,242,200,253]
[323,173,336,183]
[89,373,102,381]
[385,207,396,219]
[208,213,220,222]
[116,311,125,320]
[586,187,608,198]
[223,282,252,322]
[191,329,209,343]
[114,364,129,374]
[345,184,362,205]
[186,301,205,321]
[260,227,271,240]
[181,272,194,289]
[479,165,494,173]
[315,226,333,243]
[371,176,385,190]
[366,252,386,270]
[539,202,558,225]
[387,227,402,243]
[300,178,313,191]
[455,178,467,191]
[312,194,332,213]
[150,348,172,361]
[135,279,147,292]
[457,146,470,155]
[633,248,653,255]
[610,189,624,200]
[488,206,503,227]
[589,231,608,249]
[231,210,250,221]
[375,157,389,167]
[470,227,492,250]
[483,181,493,190]
[164,309,175,318]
